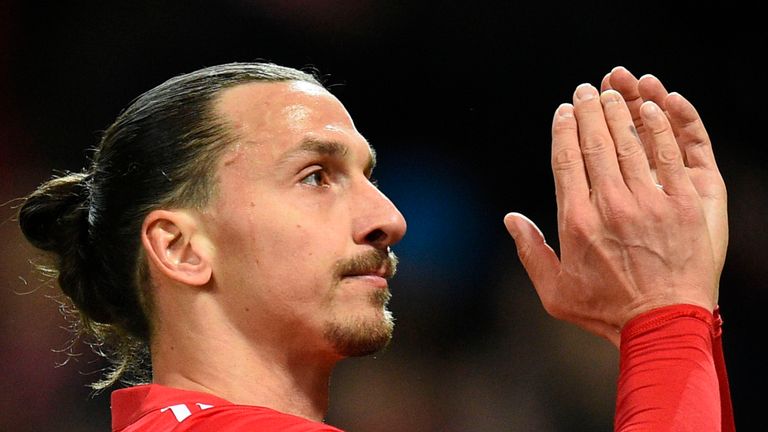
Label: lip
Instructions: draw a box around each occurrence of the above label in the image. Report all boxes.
[342,274,389,288]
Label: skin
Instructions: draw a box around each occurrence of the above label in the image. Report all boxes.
[505,66,727,346]
[141,81,406,422]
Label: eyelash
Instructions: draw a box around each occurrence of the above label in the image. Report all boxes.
[300,168,330,187]
[298,166,379,189]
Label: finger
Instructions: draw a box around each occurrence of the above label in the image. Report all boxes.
[637,74,685,157]
[551,103,589,206]
[607,66,643,124]
[572,84,625,190]
[637,74,670,110]
[608,67,657,169]
[504,212,560,302]
[600,90,655,192]
[600,72,613,92]
[640,101,696,196]
[664,92,719,171]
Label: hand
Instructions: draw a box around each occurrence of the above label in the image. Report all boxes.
[505,72,726,346]
[602,67,728,294]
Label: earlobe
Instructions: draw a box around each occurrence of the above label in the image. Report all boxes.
[141,209,213,287]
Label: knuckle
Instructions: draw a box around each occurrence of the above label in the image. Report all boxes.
[616,141,645,161]
[596,193,636,227]
[655,146,681,166]
[580,135,612,155]
[672,195,703,222]
[685,138,709,151]
[601,203,631,226]
[516,241,532,263]
[637,197,668,222]
[551,147,583,171]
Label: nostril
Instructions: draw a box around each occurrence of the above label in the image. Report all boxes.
[364,229,386,245]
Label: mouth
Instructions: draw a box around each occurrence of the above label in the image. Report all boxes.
[342,273,390,289]
[341,261,393,288]
[337,249,398,286]
[343,264,392,279]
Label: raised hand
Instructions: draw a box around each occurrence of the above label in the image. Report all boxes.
[603,67,728,297]
[505,74,724,346]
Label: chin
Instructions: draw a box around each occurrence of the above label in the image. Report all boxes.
[324,309,394,357]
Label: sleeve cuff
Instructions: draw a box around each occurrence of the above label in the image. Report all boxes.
[621,304,719,342]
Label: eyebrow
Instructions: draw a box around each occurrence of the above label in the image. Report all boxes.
[279,137,377,176]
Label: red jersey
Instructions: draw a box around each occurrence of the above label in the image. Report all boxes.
[111,304,734,431]
[111,384,342,432]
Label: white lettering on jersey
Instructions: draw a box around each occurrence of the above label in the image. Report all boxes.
[161,404,192,422]
[161,403,216,423]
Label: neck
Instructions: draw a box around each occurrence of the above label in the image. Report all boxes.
[151,325,339,422]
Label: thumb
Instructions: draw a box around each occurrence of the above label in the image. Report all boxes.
[505,213,620,346]
[504,212,560,297]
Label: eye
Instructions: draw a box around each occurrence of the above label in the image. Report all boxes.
[300,169,329,187]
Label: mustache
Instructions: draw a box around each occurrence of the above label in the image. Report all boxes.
[335,248,399,279]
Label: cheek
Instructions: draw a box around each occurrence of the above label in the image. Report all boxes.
[216,207,339,303]
[265,223,337,291]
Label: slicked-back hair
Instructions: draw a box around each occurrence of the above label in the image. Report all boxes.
[19,62,322,389]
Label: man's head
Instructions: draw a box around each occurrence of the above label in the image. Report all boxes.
[19,62,405,388]
[142,79,407,362]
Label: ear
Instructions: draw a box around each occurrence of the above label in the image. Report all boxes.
[141,209,213,287]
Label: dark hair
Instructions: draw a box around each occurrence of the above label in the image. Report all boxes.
[18,62,322,390]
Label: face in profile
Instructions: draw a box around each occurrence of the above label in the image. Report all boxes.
[200,80,407,359]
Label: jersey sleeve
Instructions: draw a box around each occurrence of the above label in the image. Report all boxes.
[615,304,734,431]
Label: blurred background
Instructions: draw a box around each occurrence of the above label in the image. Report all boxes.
[1,1,765,431]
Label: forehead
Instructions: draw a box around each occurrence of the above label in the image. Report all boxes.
[214,80,364,153]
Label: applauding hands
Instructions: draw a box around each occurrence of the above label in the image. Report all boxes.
[505,67,728,346]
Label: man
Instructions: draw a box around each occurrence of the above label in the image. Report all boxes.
[19,63,733,431]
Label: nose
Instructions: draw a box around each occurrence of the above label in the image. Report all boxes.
[352,181,407,249]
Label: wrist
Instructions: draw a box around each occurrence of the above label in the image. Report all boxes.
[621,303,717,341]
[622,293,715,328]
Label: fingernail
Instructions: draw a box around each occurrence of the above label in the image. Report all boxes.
[504,214,519,240]
[668,91,686,103]
[639,74,660,85]
[642,101,661,118]
[612,65,629,74]
[557,103,574,118]
[601,90,622,104]
[601,72,613,89]
[575,84,597,101]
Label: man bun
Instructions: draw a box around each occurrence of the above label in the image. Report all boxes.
[19,172,114,325]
